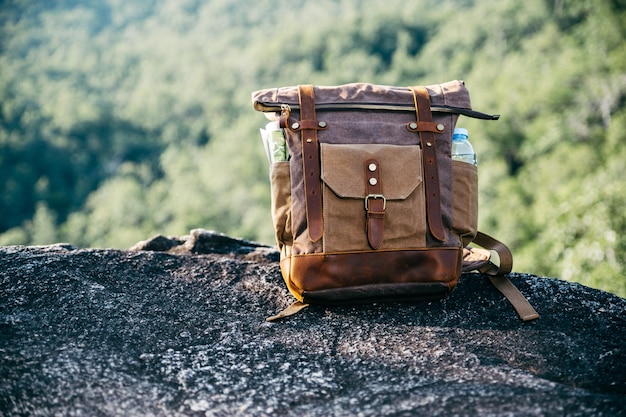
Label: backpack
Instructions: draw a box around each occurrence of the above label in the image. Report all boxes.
[252,80,539,322]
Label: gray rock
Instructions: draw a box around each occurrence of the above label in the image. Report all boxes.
[0,232,624,416]
[130,229,279,262]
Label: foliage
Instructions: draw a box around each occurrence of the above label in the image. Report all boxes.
[0,0,624,296]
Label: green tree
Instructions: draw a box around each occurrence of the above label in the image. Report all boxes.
[0,0,624,297]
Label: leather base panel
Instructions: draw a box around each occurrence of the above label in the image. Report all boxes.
[302,282,452,305]
[281,248,462,303]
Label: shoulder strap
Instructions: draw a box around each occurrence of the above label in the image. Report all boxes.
[473,231,513,275]
[473,231,540,321]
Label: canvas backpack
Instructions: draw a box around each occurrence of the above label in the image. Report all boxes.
[252,80,539,322]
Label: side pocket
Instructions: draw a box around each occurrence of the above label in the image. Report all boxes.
[270,162,293,258]
[452,160,478,247]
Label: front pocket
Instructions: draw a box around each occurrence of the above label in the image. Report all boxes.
[451,160,478,246]
[320,143,427,252]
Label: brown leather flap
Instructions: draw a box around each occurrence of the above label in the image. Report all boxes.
[320,143,422,200]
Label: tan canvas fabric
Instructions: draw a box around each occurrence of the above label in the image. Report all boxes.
[320,143,426,252]
[451,161,478,246]
[269,162,292,259]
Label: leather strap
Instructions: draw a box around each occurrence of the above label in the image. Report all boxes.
[289,120,328,131]
[473,231,540,321]
[462,247,491,273]
[488,275,540,321]
[409,87,445,241]
[266,301,309,322]
[365,159,385,250]
[298,85,323,242]
[473,231,513,275]
[406,121,445,133]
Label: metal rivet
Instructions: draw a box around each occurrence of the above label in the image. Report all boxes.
[409,122,418,130]
[318,121,327,128]
[306,138,313,143]
[291,122,300,129]
[426,142,432,147]
[368,163,377,172]
[369,178,378,186]
[437,124,445,131]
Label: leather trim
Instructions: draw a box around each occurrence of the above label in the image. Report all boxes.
[303,282,451,305]
[279,256,304,302]
[409,86,446,242]
[298,85,323,242]
[286,248,462,298]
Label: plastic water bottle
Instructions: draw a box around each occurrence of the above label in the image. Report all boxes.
[452,127,477,166]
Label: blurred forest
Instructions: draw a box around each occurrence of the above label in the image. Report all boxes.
[1,0,625,297]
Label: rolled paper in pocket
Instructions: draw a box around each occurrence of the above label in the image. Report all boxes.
[261,121,288,163]
[270,128,287,162]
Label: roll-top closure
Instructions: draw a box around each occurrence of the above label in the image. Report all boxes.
[252,81,499,120]
[254,81,471,110]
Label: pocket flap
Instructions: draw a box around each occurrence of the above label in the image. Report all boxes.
[320,144,422,200]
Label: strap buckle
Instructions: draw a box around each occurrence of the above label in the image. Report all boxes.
[364,194,386,211]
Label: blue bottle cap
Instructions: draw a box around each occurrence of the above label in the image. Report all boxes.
[453,127,468,137]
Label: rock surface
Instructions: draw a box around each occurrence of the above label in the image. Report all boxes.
[1,230,625,416]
